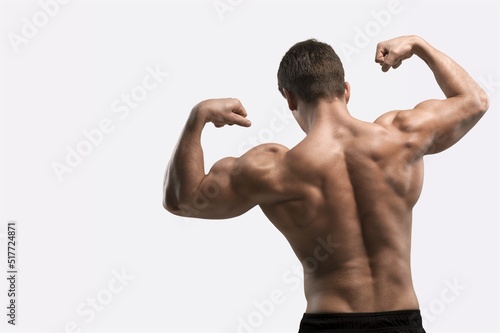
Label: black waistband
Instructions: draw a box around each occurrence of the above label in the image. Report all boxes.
[300,309,424,332]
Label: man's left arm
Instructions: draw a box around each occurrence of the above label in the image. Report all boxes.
[163,98,257,219]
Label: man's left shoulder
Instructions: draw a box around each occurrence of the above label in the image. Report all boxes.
[247,143,290,155]
[233,143,292,201]
[236,143,290,178]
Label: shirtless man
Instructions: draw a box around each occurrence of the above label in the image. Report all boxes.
[163,35,489,332]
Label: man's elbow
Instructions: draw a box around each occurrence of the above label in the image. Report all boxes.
[163,183,182,214]
[163,195,181,215]
[162,196,177,214]
[162,193,195,218]
[477,89,490,113]
[465,89,489,119]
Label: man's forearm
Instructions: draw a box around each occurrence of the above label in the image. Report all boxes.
[413,36,487,103]
[164,108,207,211]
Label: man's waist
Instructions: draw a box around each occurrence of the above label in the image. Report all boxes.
[299,309,425,332]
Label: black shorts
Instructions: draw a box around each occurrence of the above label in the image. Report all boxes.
[298,309,426,333]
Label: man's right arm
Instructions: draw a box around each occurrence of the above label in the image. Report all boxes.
[375,35,489,155]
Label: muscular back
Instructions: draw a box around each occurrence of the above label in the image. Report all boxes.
[164,36,489,315]
[256,117,424,313]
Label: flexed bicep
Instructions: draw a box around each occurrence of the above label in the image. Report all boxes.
[185,157,257,219]
[374,35,489,155]
[171,143,291,219]
[166,157,255,219]
[392,98,487,155]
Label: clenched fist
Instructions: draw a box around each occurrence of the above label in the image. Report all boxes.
[193,98,252,128]
[375,35,422,72]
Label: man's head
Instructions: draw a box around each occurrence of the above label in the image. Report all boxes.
[278,39,346,107]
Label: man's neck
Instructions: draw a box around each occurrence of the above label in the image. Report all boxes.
[299,99,355,135]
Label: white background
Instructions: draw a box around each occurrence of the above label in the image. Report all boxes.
[1,0,499,332]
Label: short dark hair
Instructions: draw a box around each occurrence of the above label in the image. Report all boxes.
[277,39,345,103]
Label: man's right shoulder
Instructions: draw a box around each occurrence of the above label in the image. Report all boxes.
[374,110,420,135]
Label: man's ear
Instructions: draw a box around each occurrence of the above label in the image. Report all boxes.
[344,82,351,104]
[283,88,298,111]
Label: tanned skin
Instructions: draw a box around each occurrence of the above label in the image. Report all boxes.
[163,36,489,313]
